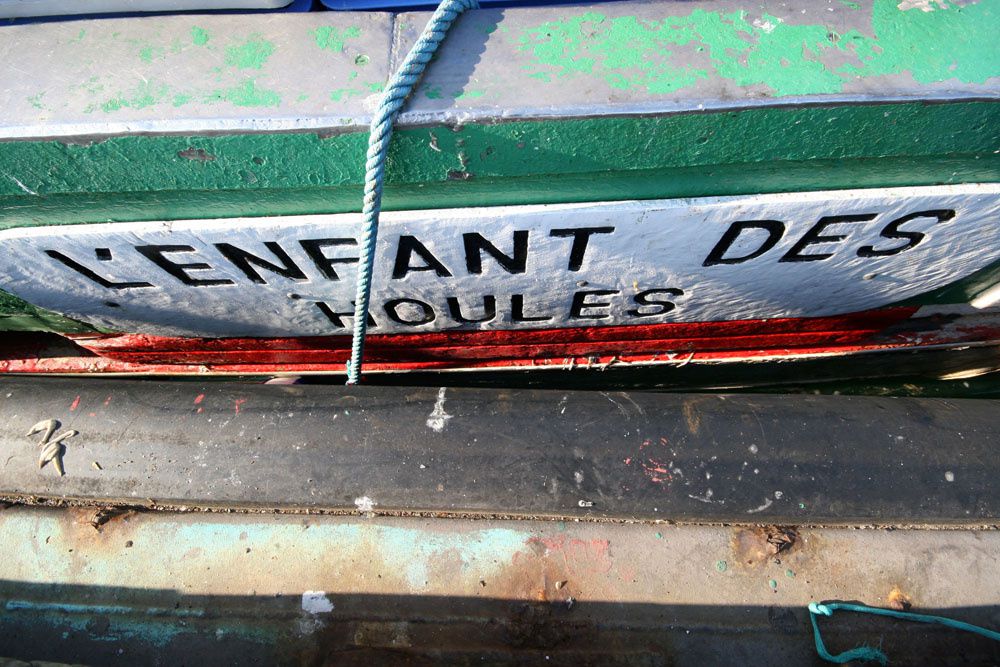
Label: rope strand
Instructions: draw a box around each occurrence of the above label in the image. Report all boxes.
[347,0,478,384]
[809,601,1000,664]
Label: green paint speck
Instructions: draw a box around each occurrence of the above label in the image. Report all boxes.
[27,93,45,110]
[312,26,362,53]
[99,81,169,112]
[225,35,275,70]
[655,532,663,539]
[838,0,861,8]
[454,90,485,99]
[206,79,281,107]
[769,579,778,590]
[366,82,385,93]
[296,93,309,102]
[715,560,727,572]
[191,26,210,46]
[172,93,192,107]
[355,54,370,66]
[74,29,86,42]
[425,87,443,99]
[138,44,165,64]
[785,569,795,578]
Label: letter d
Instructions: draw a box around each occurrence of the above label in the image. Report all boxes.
[703,220,786,267]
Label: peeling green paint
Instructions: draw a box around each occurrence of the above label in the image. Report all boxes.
[205,79,281,107]
[95,81,170,113]
[518,0,1000,97]
[26,93,44,110]
[312,26,362,53]
[138,44,165,64]
[330,87,364,101]
[191,26,210,46]
[224,35,275,70]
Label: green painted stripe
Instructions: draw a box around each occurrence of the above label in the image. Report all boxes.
[1,100,999,331]
[1,101,998,229]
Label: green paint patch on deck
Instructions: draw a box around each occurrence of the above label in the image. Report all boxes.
[312,26,363,53]
[205,79,281,107]
[224,34,276,70]
[191,26,210,46]
[517,0,999,97]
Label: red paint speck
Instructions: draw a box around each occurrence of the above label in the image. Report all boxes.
[234,398,247,414]
[88,412,97,417]
[196,407,203,414]
[103,396,113,407]
[623,457,632,465]
[193,394,205,405]
[69,395,81,411]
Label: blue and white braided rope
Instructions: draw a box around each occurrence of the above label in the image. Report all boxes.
[347,0,479,384]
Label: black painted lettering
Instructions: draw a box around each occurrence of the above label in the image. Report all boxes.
[446,295,498,324]
[857,209,955,258]
[779,214,876,263]
[314,301,377,329]
[463,231,528,274]
[299,239,358,281]
[44,250,153,289]
[627,288,684,317]
[549,227,615,271]
[384,298,436,326]
[134,245,233,286]
[703,220,785,266]
[570,290,620,320]
[511,294,553,323]
[391,236,453,279]
[214,241,307,284]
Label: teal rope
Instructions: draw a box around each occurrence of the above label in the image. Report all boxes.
[347,0,478,384]
[809,601,1000,664]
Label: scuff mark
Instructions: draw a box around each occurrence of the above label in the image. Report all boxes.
[688,488,722,504]
[426,387,451,432]
[747,497,774,514]
[5,174,38,196]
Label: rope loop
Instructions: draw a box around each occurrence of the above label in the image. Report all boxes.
[809,600,1000,664]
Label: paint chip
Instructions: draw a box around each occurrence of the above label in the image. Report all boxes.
[426,387,452,432]
[944,471,955,482]
[301,591,335,614]
[354,496,376,512]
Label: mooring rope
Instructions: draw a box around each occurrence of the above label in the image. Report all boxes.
[809,601,1000,664]
[347,0,478,384]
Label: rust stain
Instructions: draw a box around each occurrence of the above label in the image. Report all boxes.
[888,585,914,611]
[731,526,800,567]
[682,400,701,435]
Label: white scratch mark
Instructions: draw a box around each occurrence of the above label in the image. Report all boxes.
[600,392,628,418]
[301,591,335,614]
[426,387,451,432]
[5,174,38,196]
[354,496,375,512]
[574,471,584,486]
[747,497,774,514]
[688,489,723,504]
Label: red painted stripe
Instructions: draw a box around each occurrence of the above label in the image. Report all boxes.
[13,306,998,375]
[70,308,916,365]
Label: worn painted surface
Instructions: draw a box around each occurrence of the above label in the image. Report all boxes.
[1,507,999,664]
[2,185,998,337]
[1,0,997,136]
[0,2,997,332]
